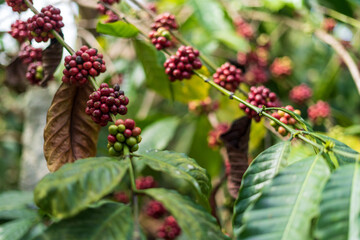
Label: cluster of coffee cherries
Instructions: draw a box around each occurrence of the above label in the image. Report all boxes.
[164,46,202,81]
[86,83,128,126]
[239,86,279,122]
[270,105,301,136]
[9,20,28,42]
[188,97,219,115]
[158,216,181,240]
[97,0,120,23]
[146,200,167,219]
[149,27,173,50]
[26,62,43,84]
[26,5,64,42]
[151,13,178,31]
[19,43,42,64]
[6,0,31,12]
[107,119,142,155]
[308,100,331,124]
[234,17,254,40]
[213,62,243,92]
[270,56,292,78]
[63,46,106,85]
[289,84,312,105]
[136,176,156,189]
[208,123,229,149]
[113,191,129,204]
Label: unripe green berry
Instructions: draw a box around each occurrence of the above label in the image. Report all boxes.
[116,133,125,142]
[107,143,113,149]
[126,137,137,147]
[108,147,118,156]
[131,144,139,152]
[114,142,123,152]
[161,31,171,40]
[136,135,142,143]
[270,120,276,127]
[117,124,126,133]
[109,125,118,135]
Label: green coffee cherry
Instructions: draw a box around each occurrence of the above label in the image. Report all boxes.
[114,142,123,151]
[109,125,118,135]
[136,135,142,143]
[117,124,126,133]
[126,137,137,147]
[131,144,139,152]
[108,147,118,156]
[116,133,125,142]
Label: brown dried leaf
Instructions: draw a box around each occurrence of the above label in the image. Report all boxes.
[220,116,251,198]
[41,38,63,86]
[5,57,28,93]
[44,83,100,172]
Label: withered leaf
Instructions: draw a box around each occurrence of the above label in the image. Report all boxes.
[220,116,251,198]
[41,37,63,86]
[44,83,100,172]
[5,57,28,93]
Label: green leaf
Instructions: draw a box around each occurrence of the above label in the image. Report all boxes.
[315,162,360,240]
[136,150,211,205]
[144,188,229,240]
[133,40,210,103]
[139,117,180,153]
[34,157,128,219]
[36,203,133,240]
[0,219,37,240]
[0,191,37,220]
[233,142,291,237]
[96,21,139,38]
[239,155,330,240]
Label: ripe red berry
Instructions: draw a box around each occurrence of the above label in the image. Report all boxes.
[9,20,28,42]
[146,200,167,219]
[25,61,43,85]
[270,56,292,78]
[157,216,181,240]
[6,0,32,12]
[289,84,312,105]
[19,43,42,64]
[136,176,156,190]
[234,17,254,40]
[113,191,129,204]
[308,101,331,124]
[149,27,173,50]
[208,123,229,149]
[151,13,178,31]
[213,62,243,92]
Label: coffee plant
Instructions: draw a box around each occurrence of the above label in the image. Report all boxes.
[1,0,360,239]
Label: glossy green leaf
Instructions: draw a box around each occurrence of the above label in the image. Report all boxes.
[315,162,360,240]
[233,142,291,237]
[34,157,128,219]
[136,150,211,205]
[139,117,180,153]
[0,218,37,240]
[0,191,37,220]
[239,155,330,240]
[36,203,133,240]
[133,40,210,103]
[96,21,139,38]
[144,188,229,240]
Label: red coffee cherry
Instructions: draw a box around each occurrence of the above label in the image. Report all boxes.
[270,56,292,78]
[289,84,312,105]
[239,86,280,122]
[146,200,167,219]
[213,62,243,92]
[270,105,301,136]
[308,101,331,124]
[62,46,106,85]
[151,13,178,31]
[164,46,202,81]
[19,43,42,64]
[244,65,268,85]
[25,61,43,85]
[135,176,156,190]
[207,123,229,149]
[323,18,336,32]
[157,216,181,240]
[26,5,64,42]
[6,0,32,12]
[149,27,173,50]
[9,20,28,42]
[113,191,129,204]
[234,17,254,40]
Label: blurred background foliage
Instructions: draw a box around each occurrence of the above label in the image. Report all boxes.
[0,0,360,199]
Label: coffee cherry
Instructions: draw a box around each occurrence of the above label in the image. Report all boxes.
[147,2,157,13]
[234,17,254,40]
[9,20,28,42]
[213,62,243,92]
[164,46,202,81]
[149,27,173,50]
[63,46,106,85]
[239,86,280,122]
[208,123,229,149]
[146,200,167,219]
[151,13,178,31]
[270,105,301,136]
[323,18,336,32]
[188,97,219,115]
[6,0,32,12]
[113,191,129,204]
[244,65,268,85]
[25,61,43,85]
[289,84,312,105]
[308,100,331,124]
[157,216,181,240]
[136,176,156,189]
[19,43,42,64]
[86,83,128,126]
[270,56,292,78]
[26,5,64,42]
[106,119,142,155]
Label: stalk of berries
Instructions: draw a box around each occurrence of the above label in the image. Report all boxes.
[26,5,64,42]
[213,62,243,92]
[86,83,128,126]
[63,46,106,85]
[149,27,173,50]
[308,100,331,124]
[107,119,142,155]
[146,200,167,219]
[270,105,301,136]
[26,61,43,85]
[157,216,181,240]
[136,176,156,190]
[19,43,42,64]
[6,0,31,12]
[9,20,28,42]
[164,46,202,81]
[151,13,178,31]
[239,86,280,122]
[289,84,312,105]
